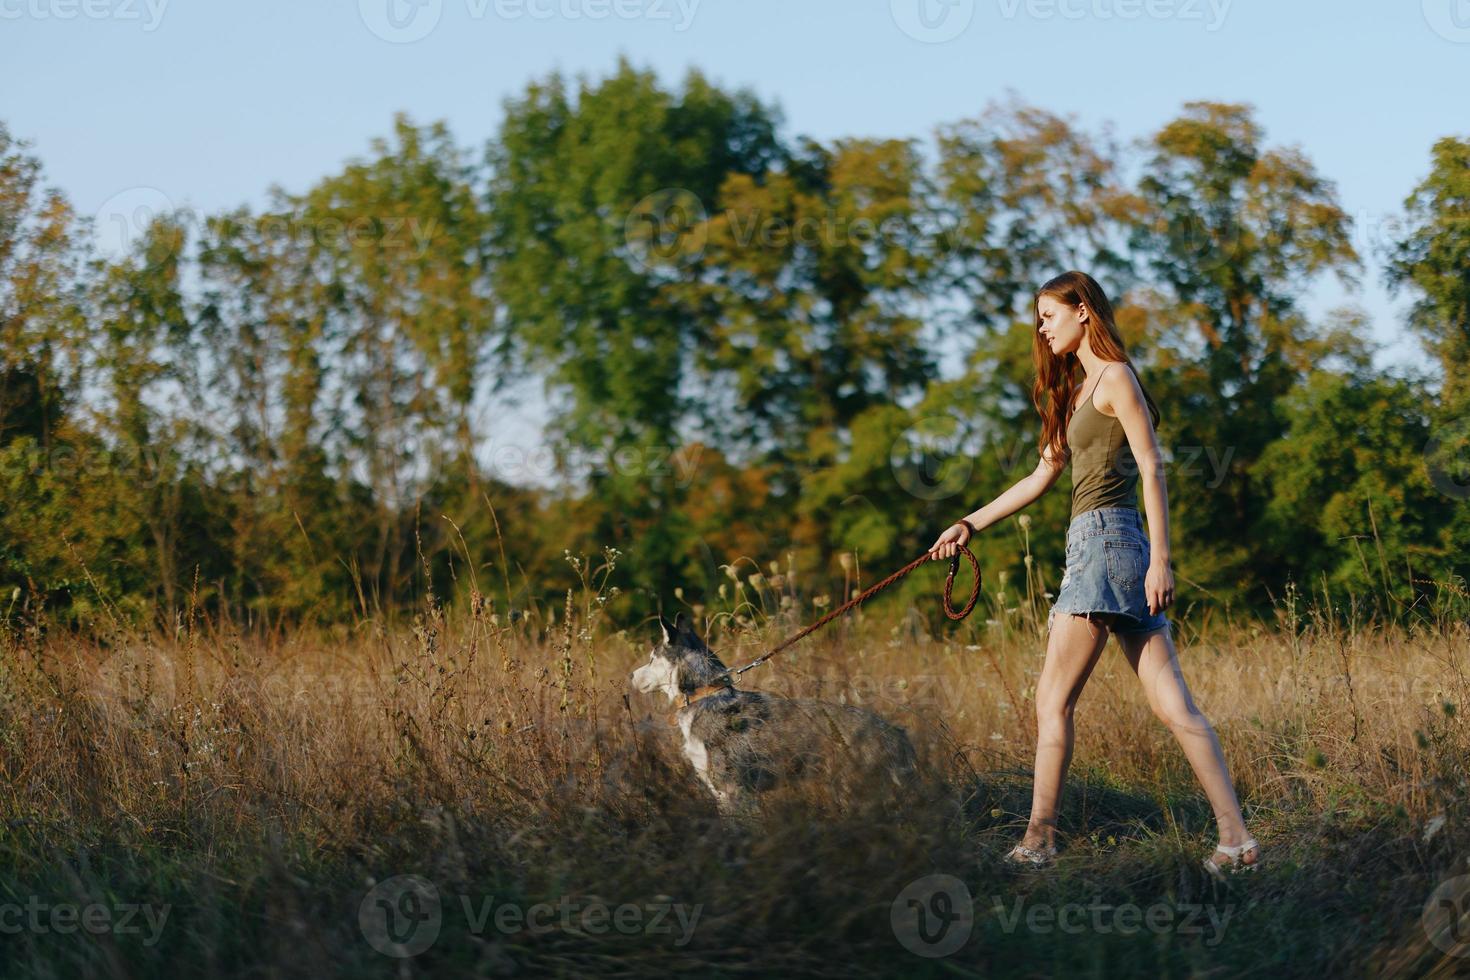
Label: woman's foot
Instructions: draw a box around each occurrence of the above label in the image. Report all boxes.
[1005,837,1058,868]
[1203,835,1260,880]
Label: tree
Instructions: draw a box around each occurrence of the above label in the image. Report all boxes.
[1128,101,1362,608]
[1387,136,1470,409]
[1254,367,1453,619]
[675,137,939,470]
[91,214,196,615]
[0,123,87,452]
[487,60,784,605]
[1385,135,1470,589]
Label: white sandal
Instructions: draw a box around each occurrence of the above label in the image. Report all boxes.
[1203,837,1260,880]
[1005,842,1058,868]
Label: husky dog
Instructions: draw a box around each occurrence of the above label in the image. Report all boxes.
[630,614,918,815]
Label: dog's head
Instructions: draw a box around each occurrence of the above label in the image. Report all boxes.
[630,613,729,703]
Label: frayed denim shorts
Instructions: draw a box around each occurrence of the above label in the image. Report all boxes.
[1047,507,1171,636]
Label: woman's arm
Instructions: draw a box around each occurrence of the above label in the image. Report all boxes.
[928,444,1067,559]
[962,444,1068,532]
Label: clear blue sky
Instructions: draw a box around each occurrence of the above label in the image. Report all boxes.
[3,0,1461,459]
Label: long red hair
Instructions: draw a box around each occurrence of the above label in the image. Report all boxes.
[1031,271,1161,465]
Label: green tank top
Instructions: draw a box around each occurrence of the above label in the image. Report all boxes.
[1066,362,1139,518]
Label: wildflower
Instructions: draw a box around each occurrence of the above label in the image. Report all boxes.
[723,564,740,582]
[769,560,781,575]
[839,553,855,574]
[814,594,831,609]
[674,587,684,599]
[1024,554,1034,568]
[749,573,765,588]
[1018,514,1031,530]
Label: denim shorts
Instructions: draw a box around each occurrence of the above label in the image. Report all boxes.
[1047,507,1171,636]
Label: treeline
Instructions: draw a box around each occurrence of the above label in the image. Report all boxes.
[2,58,1467,633]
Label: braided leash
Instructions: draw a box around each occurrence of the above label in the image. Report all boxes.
[717,542,983,683]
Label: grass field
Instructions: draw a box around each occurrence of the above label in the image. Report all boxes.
[1,552,1468,978]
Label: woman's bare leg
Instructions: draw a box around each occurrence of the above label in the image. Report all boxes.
[1115,623,1259,867]
[1021,610,1112,849]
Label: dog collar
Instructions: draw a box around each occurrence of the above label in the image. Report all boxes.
[669,682,733,725]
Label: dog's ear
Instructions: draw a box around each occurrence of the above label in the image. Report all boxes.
[658,615,676,646]
[674,613,710,652]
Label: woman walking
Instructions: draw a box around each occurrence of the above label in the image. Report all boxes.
[927,270,1259,878]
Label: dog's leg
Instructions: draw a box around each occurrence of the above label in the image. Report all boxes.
[678,714,727,806]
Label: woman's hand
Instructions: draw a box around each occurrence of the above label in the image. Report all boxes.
[928,520,974,561]
[1146,560,1175,615]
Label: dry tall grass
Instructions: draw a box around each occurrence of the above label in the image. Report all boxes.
[0,545,1467,977]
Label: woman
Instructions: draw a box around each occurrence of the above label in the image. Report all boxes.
[927,270,1259,879]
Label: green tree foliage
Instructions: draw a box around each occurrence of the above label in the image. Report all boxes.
[1128,101,1363,607]
[0,122,86,450]
[1254,367,1452,616]
[486,59,784,603]
[677,137,939,471]
[1387,136,1470,408]
[0,76,1462,634]
[1386,135,1470,586]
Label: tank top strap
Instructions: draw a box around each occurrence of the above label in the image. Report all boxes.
[1074,360,1116,415]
